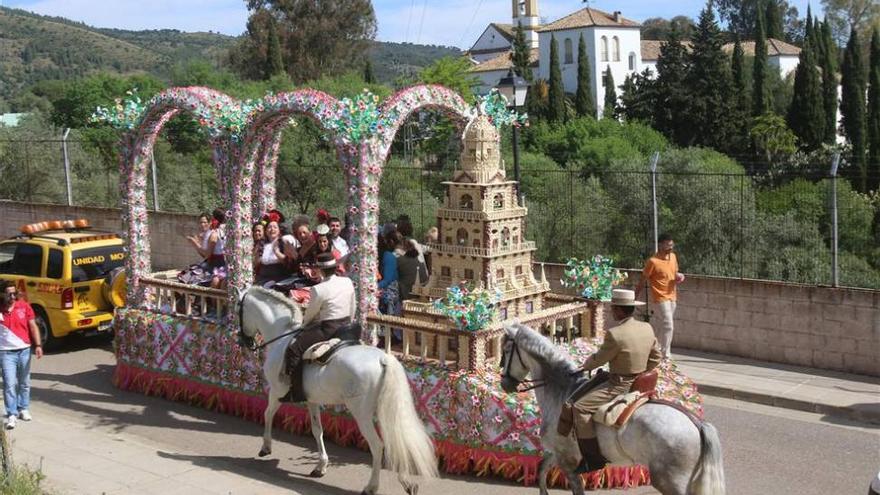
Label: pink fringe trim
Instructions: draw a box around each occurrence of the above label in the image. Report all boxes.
[113,362,650,489]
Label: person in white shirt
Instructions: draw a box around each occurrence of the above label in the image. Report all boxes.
[328,217,349,261]
[282,253,356,402]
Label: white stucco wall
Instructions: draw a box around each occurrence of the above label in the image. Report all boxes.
[471,26,513,63]
[537,26,641,118]
[770,54,799,79]
[472,69,510,96]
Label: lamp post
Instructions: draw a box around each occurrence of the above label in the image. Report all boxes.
[496,69,529,207]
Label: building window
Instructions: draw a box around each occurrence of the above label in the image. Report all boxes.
[441,266,451,277]
[456,228,469,245]
[492,238,499,249]
[459,194,473,210]
[501,227,511,248]
[525,301,534,313]
[464,269,474,279]
[500,307,508,319]
[613,36,620,62]
[493,193,504,209]
[564,38,573,64]
[600,36,608,62]
[445,236,452,244]
[628,52,636,71]
[472,239,481,247]
[515,265,523,276]
[496,268,504,280]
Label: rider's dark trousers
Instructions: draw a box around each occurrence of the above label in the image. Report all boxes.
[285,318,350,399]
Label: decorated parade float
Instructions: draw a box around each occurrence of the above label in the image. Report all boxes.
[104,84,703,489]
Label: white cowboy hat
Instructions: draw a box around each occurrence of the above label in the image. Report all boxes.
[610,288,645,307]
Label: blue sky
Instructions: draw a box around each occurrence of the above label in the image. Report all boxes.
[5,0,820,48]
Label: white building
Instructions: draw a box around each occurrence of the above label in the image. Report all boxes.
[467,2,802,118]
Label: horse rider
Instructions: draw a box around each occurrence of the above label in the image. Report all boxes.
[558,288,663,473]
[282,252,356,402]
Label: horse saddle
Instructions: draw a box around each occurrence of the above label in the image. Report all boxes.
[593,369,659,429]
[303,338,360,365]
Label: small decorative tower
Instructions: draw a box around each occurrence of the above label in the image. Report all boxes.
[512,0,540,48]
[408,115,550,320]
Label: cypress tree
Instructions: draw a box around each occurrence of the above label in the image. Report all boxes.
[820,18,839,144]
[868,28,880,191]
[732,36,751,151]
[654,24,691,145]
[548,35,566,122]
[575,33,595,117]
[265,17,285,79]
[512,22,533,81]
[804,5,814,52]
[765,0,784,41]
[753,6,770,117]
[603,65,617,119]
[788,38,826,150]
[685,2,736,150]
[363,59,375,83]
[841,28,868,191]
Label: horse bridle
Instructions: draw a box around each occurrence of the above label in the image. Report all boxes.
[501,336,546,393]
[237,291,303,351]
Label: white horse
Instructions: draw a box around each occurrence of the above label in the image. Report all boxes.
[499,322,725,495]
[238,286,437,495]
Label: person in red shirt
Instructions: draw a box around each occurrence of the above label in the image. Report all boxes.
[0,282,42,430]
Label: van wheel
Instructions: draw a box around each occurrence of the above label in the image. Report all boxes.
[32,307,57,351]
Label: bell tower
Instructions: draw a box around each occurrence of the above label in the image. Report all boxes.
[512,0,540,48]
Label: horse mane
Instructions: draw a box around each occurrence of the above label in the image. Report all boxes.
[248,285,302,321]
[509,322,579,378]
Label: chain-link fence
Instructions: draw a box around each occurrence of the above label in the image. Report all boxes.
[2,137,878,289]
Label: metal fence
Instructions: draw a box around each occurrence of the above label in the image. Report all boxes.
[1,137,878,290]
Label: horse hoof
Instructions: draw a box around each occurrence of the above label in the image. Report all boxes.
[309,468,325,478]
[258,447,271,457]
[406,484,419,495]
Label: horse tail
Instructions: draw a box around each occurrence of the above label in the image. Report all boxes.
[690,421,726,495]
[376,353,438,479]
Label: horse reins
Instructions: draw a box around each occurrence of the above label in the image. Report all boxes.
[502,338,547,392]
[238,291,302,351]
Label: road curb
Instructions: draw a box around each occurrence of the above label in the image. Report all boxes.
[696,383,880,426]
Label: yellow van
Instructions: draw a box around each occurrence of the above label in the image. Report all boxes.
[0,219,126,348]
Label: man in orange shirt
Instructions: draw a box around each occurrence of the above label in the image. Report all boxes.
[635,233,684,359]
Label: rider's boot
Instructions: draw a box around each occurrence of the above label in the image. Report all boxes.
[574,437,608,474]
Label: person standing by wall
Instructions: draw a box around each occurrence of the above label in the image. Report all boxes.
[635,233,684,360]
[0,282,42,429]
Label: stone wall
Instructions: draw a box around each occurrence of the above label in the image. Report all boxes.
[0,200,198,271]
[539,263,880,377]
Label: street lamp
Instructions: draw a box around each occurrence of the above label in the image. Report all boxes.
[496,68,529,207]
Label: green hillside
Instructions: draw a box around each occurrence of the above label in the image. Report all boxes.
[0,6,460,110]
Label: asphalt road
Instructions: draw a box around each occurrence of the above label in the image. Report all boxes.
[22,337,880,494]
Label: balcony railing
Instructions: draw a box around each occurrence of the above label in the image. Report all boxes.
[139,274,228,321]
[426,240,536,257]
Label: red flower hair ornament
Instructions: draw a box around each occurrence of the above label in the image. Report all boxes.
[316,208,331,224]
[261,209,285,226]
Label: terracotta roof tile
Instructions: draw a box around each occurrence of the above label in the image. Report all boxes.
[468,48,539,73]
[722,38,801,57]
[640,40,693,61]
[537,7,639,33]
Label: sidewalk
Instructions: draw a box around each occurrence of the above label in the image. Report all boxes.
[674,349,880,425]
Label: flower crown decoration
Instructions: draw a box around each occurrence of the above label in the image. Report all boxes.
[432,282,502,332]
[315,208,331,224]
[260,209,285,226]
[561,255,628,301]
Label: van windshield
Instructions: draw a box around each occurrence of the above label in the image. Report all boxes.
[71,246,125,282]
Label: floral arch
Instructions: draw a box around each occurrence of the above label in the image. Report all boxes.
[96,84,524,340]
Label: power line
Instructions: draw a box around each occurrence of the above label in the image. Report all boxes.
[416,0,428,44]
[459,0,485,49]
[404,0,415,43]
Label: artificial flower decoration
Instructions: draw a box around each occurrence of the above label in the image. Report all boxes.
[477,90,529,128]
[90,89,147,130]
[433,283,502,332]
[561,255,628,301]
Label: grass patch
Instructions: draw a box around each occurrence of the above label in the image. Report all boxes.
[0,465,47,495]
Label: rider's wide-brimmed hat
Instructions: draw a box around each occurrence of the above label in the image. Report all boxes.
[610,288,645,307]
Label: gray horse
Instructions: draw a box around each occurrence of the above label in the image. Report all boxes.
[499,322,725,495]
[239,286,437,495]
